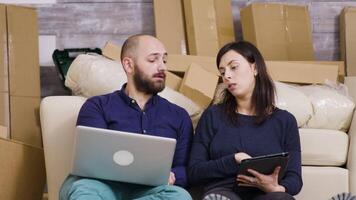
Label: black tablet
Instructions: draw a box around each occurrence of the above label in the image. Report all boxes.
[238,152,289,181]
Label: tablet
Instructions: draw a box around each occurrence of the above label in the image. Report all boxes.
[238,152,289,180]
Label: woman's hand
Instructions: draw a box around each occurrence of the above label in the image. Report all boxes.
[236,166,286,193]
[234,152,251,163]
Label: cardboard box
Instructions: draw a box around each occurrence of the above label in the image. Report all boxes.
[0,5,7,93]
[0,92,9,137]
[0,137,46,200]
[183,0,235,56]
[340,7,356,76]
[0,4,41,146]
[289,61,345,76]
[241,3,314,60]
[154,0,187,55]
[266,61,339,84]
[102,41,121,61]
[179,63,219,108]
[166,71,182,91]
[7,5,40,97]
[167,54,219,75]
[10,96,41,148]
[0,125,7,139]
[289,61,345,82]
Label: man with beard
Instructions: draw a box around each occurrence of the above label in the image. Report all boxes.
[59,35,193,200]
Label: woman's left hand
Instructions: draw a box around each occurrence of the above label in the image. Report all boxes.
[236,166,286,193]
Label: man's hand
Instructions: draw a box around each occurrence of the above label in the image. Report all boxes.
[236,166,286,193]
[168,172,176,185]
[234,152,251,164]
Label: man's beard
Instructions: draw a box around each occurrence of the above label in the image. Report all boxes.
[133,66,165,95]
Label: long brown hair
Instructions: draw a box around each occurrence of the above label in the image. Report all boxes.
[216,41,275,126]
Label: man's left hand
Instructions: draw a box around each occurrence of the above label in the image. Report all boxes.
[168,172,176,185]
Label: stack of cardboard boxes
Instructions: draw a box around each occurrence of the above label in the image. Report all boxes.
[152,1,345,111]
[0,4,45,200]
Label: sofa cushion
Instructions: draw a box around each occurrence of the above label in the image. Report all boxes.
[300,128,349,166]
[295,166,348,200]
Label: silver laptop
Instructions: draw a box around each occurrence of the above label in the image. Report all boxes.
[71,125,177,186]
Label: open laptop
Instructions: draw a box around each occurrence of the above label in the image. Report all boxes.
[70,125,177,186]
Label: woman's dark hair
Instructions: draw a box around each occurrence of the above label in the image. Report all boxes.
[216,41,275,125]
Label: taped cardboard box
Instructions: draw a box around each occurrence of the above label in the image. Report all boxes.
[0,5,7,93]
[7,4,40,97]
[0,4,42,147]
[241,3,314,60]
[10,96,42,148]
[102,41,121,61]
[179,63,219,108]
[154,0,187,55]
[183,0,235,56]
[166,71,182,91]
[266,61,338,84]
[0,137,46,200]
[167,54,219,75]
[340,7,356,76]
[0,92,9,138]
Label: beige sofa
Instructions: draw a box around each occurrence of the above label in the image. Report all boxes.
[40,77,356,200]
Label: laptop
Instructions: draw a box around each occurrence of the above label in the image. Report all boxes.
[70,125,177,186]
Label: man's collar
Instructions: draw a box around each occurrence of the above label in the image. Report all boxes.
[118,83,158,107]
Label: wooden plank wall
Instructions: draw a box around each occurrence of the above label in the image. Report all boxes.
[29,0,356,96]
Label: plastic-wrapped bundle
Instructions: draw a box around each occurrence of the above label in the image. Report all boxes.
[274,81,313,127]
[65,54,126,97]
[298,84,355,132]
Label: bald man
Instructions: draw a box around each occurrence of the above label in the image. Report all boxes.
[59,35,193,200]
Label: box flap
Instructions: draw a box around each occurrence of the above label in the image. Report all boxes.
[166,71,182,91]
[167,54,219,75]
[102,41,121,62]
[179,63,219,108]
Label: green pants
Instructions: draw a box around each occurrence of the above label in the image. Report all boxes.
[60,175,192,200]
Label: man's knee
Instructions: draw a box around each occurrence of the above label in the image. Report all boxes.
[156,185,192,200]
[60,177,116,200]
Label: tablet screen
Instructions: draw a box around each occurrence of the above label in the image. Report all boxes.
[238,152,289,181]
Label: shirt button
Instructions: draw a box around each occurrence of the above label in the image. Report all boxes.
[143,130,147,133]
[131,99,135,104]
[143,112,146,115]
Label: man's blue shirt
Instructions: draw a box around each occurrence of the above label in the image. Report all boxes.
[76,85,193,187]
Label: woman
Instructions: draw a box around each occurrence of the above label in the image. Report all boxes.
[188,41,302,200]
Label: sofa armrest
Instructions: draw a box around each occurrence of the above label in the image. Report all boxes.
[345,76,356,194]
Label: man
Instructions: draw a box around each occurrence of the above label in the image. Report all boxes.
[60,35,193,200]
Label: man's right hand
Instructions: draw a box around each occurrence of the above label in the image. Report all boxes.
[234,152,251,164]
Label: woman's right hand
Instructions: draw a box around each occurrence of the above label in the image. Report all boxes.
[234,152,251,164]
